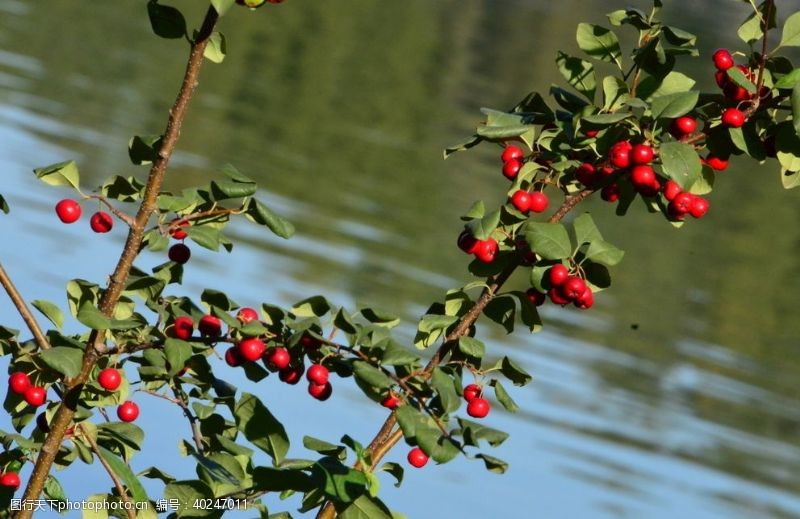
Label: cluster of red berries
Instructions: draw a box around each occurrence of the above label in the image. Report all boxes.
[712,49,750,128]
[528,264,594,309]
[662,181,709,219]
[55,199,113,233]
[8,372,46,408]
[457,230,498,264]
[502,145,551,213]
[606,141,660,197]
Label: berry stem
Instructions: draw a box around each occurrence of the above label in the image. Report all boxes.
[84,195,136,227]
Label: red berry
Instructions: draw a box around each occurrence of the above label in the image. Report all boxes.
[528,192,549,213]
[473,238,498,264]
[117,401,139,422]
[55,199,82,224]
[98,368,122,391]
[630,165,656,192]
[547,264,569,286]
[198,315,222,337]
[575,163,597,186]
[171,316,194,340]
[705,156,729,171]
[307,364,330,386]
[525,288,546,307]
[574,286,594,310]
[601,183,620,202]
[24,386,46,407]
[561,276,587,300]
[8,372,30,395]
[381,393,401,409]
[509,190,532,213]
[712,49,734,71]
[463,384,482,402]
[673,117,697,135]
[238,338,266,362]
[721,108,745,128]
[407,447,429,468]
[663,181,682,202]
[669,192,694,218]
[236,307,259,324]
[609,141,632,168]
[0,472,21,490]
[170,219,189,240]
[308,382,332,401]
[548,287,571,306]
[501,145,524,163]
[168,243,191,264]
[224,347,243,367]
[583,129,599,138]
[689,196,710,218]
[714,70,728,89]
[457,231,479,254]
[278,365,304,385]
[630,144,654,165]
[502,159,522,180]
[266,347,291,370]
[724,82,750,102]
[300,334,322,351]
[89,211,113,233]
[467,397,490,418]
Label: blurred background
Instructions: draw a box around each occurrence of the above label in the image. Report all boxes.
[1,0,800,517]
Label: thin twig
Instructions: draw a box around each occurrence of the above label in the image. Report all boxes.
[85,195,136,228]
[76,424,136,519]
[171,384,206,455]
[0,262,50,351]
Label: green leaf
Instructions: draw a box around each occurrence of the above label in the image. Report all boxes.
[339,495,393,519]
[475,453,508,474]
[500,357,532,386]
[43,475,67,504]
[457,418,509,448]
[465,209,500,241]
[246,199,295,239]
[650,91,699,119]
[483,296,516,333]
[163,480,215,517]
[101,175,146,202]
[98,446,149,503]
[76,303,112,330]
[555,51,596,100]
[781,169,800,189]
[210,180,256,200]
[780,11,800,47]
[493,381,518,413]
[430,367,460,414]
[164,339,192,376]
[303,436,345,457]
[583,239,625,267]
[581,112,632,125]
[204,32,226,63]
[662,26,697,47]
[39,346,84,379]
[210,0,235,16]
[601,76,629,112]
[147,0,187,39]
[572,213,602,246]
[380,342,420,367]
[658,141,702,190]
[738,10,764,44]
[353,361,393,390]
[360,308,400,328]
[379,462,404,488]
[31,300,64,330]
[234,393,289,464]
[33,160,80,190]
[524,223,572,260]
[310,457,369,504]
[291,296,331,318]
[0,193,8,214]
[792,84,800,135]
[637,71,695,100]
[727,67,757,94]
[457,337,485,358]
[128,135,163,166]
[444,134,482,158]
[185,226,221,251]
[576,23,622,65]
[776,68,800,89]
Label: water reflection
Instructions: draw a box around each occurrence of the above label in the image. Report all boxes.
[1,0,799,517]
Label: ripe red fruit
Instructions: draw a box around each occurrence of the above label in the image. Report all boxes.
[630,165,656,191]
[630,144,654,165]
[224,346,243,367]
[236,307,259,324]
[575,163,597,186]
[473,238,498,264]
[407,447,429,468]
[463,384,482,402]
[238,338,266,362]
[721,108,745,128]
[525,288,546,307]
[24,386,46,407]
[168,243,191,264]
[510,190,532,213]
[467,397,490,418]
[673,116,697,135]
[547,264,569,286]
[705,156,729,171]
[501,145,524,163]
[381,393,401,409]
[308,382,332,401]
[502,159,522,179]
[609,141,632,168]
[689,196,710,218]
[457,230,479,254]
[307,364,330,386]
[583,129,599,138]
[279,365,304,384]
[8,372,30,395]
[266,347,291,370]
[0,472,21,489]
[55,199,82,224]
[170,219,189,240]
[574,286,594,310]
[89,211,113,233]
[300,334,322,351]
[171,316,194,340]
[117,401,139,422]
[669,192,694,218]
[663,181,682,202]
[548,287,571,306]
[601,183,620,202]
[528,192,549,213]
[712,49,734,71]
[561,276,588,300]
[198,315,222,337]
[98,368,122,391]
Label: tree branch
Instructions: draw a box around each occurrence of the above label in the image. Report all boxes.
[77,424,136,519]
[14,7,220,516]
[0,262,50,351]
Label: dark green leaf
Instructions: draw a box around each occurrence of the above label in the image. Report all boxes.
[163,480,216,517]
[246,199,295,239]
[493,381,518,413]
[0,193,8,214]
[524,223,572,260]
[185,226,221,251]
[98,446,149,503]
[210,180,256,200]
[793,84,800,135]
[581,112,632,125]
[430,367,460,414]
[234,393,289,464]
[483,296,516,333]
[31,300,64,330]
[776,68,800,89]
[164,339,192,376]
[128,135,163,166]
[465,209,500,241]
[380,342,420,367]
[576,23,622,65]
[500,357,532,386]
[291,296,331,318]
[303,436,345,457]
[339,495,393,519]
[727,67,757,94]
[76,303,111,330]
[583,239,624,267]
[310,456,369,504]
[38,346,83,379]
[555,51,596,100]
[444,134,483,159]
[457,418,509,447]
[43,475,67,504]
[251,466,314,493]
[457,337,485,358]
[352,361,393,390]
[475,453,508,474]
[658,141,702,190]
[147,1,187,39]
[572,213,602,246]
[650,91,699,119]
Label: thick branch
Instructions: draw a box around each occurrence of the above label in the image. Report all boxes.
[0,262,50,351]
[14,7,220,516]
[78,425,136,519]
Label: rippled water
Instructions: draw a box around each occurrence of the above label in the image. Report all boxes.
[1,1,800,517]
